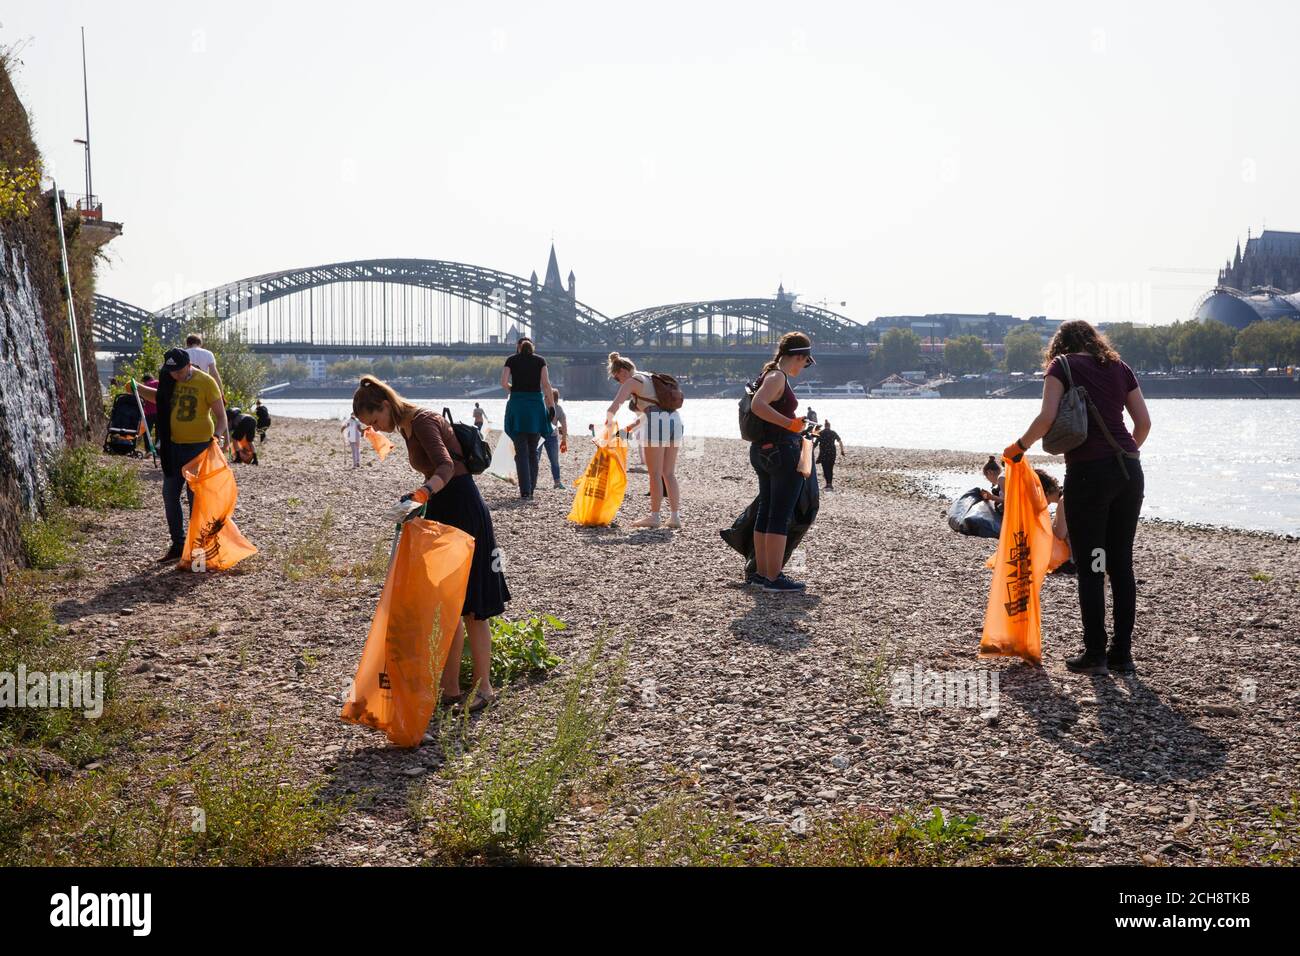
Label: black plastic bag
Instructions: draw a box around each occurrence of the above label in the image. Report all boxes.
[719,477,819,575]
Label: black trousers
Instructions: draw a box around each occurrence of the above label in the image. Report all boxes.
[820,456,835,487]
[1063,456,1144,656]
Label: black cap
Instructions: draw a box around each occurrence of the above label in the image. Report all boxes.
[163,348,191,371]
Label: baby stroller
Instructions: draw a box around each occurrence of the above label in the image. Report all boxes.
[103,392,144,456]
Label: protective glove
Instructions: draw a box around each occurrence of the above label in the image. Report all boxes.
[786,416,807,434]
[1003,440,1025,463]
[401,486,431,505]
[387,498,422,523]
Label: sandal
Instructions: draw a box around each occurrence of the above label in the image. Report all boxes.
[467,691,496,714]
[438,692,464,709]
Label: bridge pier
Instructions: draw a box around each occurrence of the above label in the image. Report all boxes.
[561,362,608,399]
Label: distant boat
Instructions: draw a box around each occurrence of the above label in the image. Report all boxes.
[792,381,869,399]
[869,374,941,399]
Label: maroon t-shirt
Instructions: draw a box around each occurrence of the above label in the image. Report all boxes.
[1047,353,1140,464]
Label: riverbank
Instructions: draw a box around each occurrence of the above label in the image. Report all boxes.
[23,419,1300,865]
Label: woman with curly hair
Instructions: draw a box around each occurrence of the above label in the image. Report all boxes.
[1004,320,1151,675]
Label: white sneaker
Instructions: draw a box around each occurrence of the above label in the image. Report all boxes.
[631,513,661,529]
[666,513,684,529]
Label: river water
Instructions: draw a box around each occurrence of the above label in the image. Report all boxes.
[264,397,1300,536]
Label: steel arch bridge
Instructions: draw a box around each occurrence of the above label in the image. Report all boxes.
[92,258,618,353]
[92,258,870,356]
[613,298,868,350]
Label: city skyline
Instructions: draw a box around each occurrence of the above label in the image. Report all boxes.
[5,0,1299,328]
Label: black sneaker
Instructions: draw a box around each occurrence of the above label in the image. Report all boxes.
[157,543,183,563]
[1065,652,1109,675]
[1106,651,1137,674]
[772,573,807,591]
[762,575,805,593]
[746,573,768,589]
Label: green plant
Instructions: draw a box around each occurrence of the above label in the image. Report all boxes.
[106,323,165,408]
[1250,570,1273,583]
[602,802,995,867]
[181,313,268,409]
[280,507,336,581]
[424,636,625,862]
[460,613,565,688]
[1209,795,1300,865]
[181,732,346,865]
[48,445,142,510]
[0,161,40,219]
[19,512,76,569]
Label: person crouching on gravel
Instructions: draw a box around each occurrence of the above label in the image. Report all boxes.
[353,375,509,713]
[746,332,816,592]
[605,352,683,529]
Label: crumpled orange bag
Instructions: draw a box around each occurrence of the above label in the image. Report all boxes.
[978,456,1066,664]
[340,517,474,747]
[364,426,393,461]
[567,438,629,527]
[180,440,258,572]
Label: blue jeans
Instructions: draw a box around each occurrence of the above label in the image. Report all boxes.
[162,440,210,546]
[512,432,541,496]
[749,438,805,536]
[540,433,562,483]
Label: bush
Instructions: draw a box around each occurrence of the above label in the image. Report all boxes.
[19,512,76,569]
[424,636,625,862]
[460,613,564,689]
[180,732,346,866]
[48,445,142,510]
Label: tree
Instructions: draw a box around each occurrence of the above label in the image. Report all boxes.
[1171,320,1235,371]
[179,313,269,408]
[1002,326,1043,373]
[108,323,166,405]
[276,359,311,382]
[872,328,921,376]
[1233,319,1298,370]
[943,335,994,374]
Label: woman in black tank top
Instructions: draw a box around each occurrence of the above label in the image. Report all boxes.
[747,332,817,593]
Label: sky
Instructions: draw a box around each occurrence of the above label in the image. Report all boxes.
[4,0,1298,327]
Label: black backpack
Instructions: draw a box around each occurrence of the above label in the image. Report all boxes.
[442,407,491,474]
[738,376,768,442]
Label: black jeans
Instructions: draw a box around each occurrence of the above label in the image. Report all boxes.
[749,437,805,536]
[512,432,541,497]
[1063,456,1144,656]
[820,456,835,488]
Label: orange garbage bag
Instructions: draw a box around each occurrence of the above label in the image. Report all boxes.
[340,518,474,747]
[180,441,258,572]
[364,426,393,461]
[978,456,1063,664]
[231,436,256,464]
[567,439,629,527]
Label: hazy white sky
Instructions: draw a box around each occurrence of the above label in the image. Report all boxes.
[5,0,1298,326]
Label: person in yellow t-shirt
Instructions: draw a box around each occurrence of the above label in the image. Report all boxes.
[134,348,229,561]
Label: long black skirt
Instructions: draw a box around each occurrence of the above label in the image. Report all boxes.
[422,473,510,620]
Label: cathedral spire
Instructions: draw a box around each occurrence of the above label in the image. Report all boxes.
[543,243,564,292]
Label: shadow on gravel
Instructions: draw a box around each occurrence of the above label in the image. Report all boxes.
[1001,666,1227,783]
[728,593,823,651]
[53,561,224,622]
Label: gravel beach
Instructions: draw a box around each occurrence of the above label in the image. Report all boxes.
[45,417,1300,865]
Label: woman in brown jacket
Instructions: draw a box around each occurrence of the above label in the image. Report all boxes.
[353,376,509,712]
